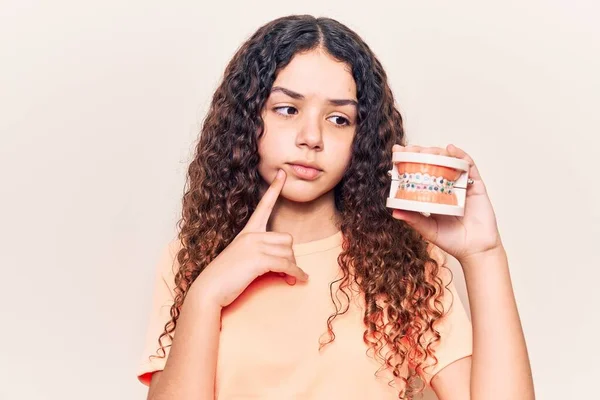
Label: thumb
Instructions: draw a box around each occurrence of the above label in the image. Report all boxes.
[392,209,438,242]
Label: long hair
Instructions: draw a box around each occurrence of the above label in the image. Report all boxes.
[153,15,452,399]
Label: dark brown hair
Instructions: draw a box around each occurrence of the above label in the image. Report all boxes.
[152,15,454,399]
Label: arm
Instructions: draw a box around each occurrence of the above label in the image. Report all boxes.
[391,144,534,399]
[431,246,535,400]
[147,287,221,400]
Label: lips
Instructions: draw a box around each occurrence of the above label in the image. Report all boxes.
[287,163,322,180]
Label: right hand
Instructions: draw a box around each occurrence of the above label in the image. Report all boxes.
[190,169,309,309]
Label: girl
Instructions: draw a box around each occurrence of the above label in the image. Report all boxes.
[137,15,534,400]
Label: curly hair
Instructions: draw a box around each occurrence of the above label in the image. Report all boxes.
[151,15,454,399]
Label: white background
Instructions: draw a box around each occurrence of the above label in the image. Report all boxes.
[1,0,598,399]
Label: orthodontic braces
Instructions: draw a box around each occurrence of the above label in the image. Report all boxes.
[397,173,455,194]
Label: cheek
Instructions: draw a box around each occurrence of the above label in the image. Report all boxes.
[258,127,292,165]
[257,133,286,177]
[329,135,354,166]
[257,134,284,163]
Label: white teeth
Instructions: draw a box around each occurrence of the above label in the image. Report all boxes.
[397,173,455,194]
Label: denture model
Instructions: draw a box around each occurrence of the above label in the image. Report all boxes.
[386,152,470,216]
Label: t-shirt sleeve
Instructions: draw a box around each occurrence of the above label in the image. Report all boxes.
[136,240,181,386]
[415,244,473,386]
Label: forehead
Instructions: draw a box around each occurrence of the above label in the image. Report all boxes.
[272,49,357,99]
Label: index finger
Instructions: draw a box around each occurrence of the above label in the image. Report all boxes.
[244,169,286,232]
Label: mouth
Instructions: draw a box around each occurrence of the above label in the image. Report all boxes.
[286,163,323,180]
[394,162,462,205]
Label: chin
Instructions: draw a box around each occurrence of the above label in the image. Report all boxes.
[280,184,327,203]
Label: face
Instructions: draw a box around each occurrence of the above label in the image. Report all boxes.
[257,48,358,203]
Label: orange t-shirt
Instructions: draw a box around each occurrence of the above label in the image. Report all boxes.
[137,230,473,398]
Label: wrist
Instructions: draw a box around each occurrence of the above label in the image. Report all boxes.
[187,282,224,314]
[458,244,507,268]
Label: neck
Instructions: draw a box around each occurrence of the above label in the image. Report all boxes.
[266,189,341,245]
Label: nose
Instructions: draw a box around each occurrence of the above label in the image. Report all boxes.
[295,113,323,151]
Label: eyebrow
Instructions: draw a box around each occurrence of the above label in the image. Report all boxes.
[271,86,358,107]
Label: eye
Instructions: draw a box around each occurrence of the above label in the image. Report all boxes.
[327,115,350,127]
[273,106,298,117]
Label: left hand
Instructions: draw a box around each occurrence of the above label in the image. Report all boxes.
[391,144,503,264]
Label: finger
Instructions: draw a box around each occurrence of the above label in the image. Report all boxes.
[244,169,286,232]
[392,209,439,243]
[446,144,482,181]
[284,275,297,285]
[261,231,294,246]
[276,272,296,286]
[403,145,422,153]
[264,256,309,282]
[261,242,298,266]
[420,147,445,155]
[290,264,309,282]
